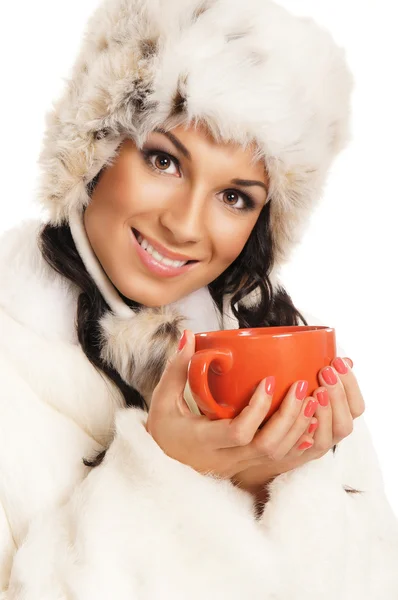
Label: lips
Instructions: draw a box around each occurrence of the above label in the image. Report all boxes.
[131,227,201,279]
[132,228,198,264]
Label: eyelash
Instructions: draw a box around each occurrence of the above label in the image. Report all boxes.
[141,148,257,213]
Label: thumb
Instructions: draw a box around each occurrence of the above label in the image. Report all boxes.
[152,329,195,410]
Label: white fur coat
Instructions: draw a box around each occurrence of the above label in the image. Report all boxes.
[1,220,398,599]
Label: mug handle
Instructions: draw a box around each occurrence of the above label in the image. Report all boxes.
[188,348,235,420]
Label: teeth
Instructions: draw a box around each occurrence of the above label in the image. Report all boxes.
[136,232,188,268]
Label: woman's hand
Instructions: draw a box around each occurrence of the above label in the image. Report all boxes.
[233,355,365,494]
[146,330,364,486]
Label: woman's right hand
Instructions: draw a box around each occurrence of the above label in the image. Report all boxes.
[146,329,323,482]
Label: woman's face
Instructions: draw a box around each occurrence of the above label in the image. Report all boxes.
[84,124,269,307]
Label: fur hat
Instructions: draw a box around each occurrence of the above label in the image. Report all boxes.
[36,0,354,400]
[37,0,353,282]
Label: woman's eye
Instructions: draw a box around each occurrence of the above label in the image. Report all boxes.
[148,152,179,176]
[221,189,255,212]
[223,190,242,208]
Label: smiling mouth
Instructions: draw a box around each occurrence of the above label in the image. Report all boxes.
[132,228,198,264]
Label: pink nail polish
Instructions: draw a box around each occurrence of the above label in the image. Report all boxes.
[323,367,338,386]
[333,358,348,375]
[295,381,308,401]
[316,390,329,407]
[304,399,317,418]
[264,376,276,396]
[177,330,188,352]
[308,422,318,434]
[299,441,313,451]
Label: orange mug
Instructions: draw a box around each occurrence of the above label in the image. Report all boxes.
[187,326,336,422]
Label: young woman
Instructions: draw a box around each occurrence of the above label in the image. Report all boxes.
[1,0,397,598]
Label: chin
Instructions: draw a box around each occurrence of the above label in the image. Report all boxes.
[110,265,212,308]
[115,283,181,308]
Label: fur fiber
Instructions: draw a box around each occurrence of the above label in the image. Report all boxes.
[1,221,398,599]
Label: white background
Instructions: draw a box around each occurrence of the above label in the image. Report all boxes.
[0,1,397,514]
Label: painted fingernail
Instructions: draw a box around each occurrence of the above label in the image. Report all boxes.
[264,376,276,396]
[299,441,313,451]
[177,330,188,351]
[345,358,354,369]
[323,367,338,386]
[309,421,318,434]
[333,357,348,375]
[295,381,309,401]
[316,390,329,407]
[304,399,318,418]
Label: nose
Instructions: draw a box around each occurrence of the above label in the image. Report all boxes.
[159,186,208,245]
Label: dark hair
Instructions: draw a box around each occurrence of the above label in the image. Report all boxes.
[38,180,309,467]
[208,200,308,329]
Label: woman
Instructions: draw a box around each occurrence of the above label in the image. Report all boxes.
[0,0,397,598]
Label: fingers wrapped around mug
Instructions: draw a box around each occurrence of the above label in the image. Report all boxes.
[310,357,365,453]
[329,357,365,419]
[305,385,334,457]
[236,379,320,463]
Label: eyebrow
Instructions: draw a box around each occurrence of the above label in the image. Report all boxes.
[230,178,268,193]
[153,128,268,194]
[154,128,192,160]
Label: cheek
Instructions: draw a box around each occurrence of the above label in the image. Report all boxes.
[89,152,160,219]
[214,224,255,265]
[112,176,177,224]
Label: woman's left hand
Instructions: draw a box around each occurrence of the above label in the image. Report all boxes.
[232,356,365,494]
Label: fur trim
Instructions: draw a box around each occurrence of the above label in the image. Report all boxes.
[36,0,353,284]
[99,306,185,402]
[99,287,222,405]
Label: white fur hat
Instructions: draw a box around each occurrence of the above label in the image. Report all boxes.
[37,0,353,288]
